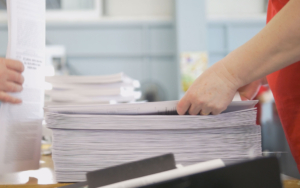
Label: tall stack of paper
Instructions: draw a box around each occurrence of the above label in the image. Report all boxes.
[0,0,45,173]
[45,100,262,182]
[45,73,141,106]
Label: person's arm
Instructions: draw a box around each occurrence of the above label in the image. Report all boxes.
[0,58,24,103]
[177,0,300,115]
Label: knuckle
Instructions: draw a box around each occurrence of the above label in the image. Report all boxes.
[200,109,209,115]
[195,98,203,105]
[177,109,184,115]
[18,62,25,72]
[188,92,197,100]
[15,73,22,83]
[6,84,13,91]
[7,84,20,92]
[176,105,185,115]
[215,106,224,112]
[0,72,6,80]
[9,85,16,92]
[188,109,195,115]
[206,103,215,109]
[188,110,197,115]
[2,95,9,102]
[212,105,226,115]
[177,100,185,109]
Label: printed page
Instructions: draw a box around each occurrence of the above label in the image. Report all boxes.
[0,0,45,173]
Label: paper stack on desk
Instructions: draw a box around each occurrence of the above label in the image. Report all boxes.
[45,100,262,182]
[45,73,141,106]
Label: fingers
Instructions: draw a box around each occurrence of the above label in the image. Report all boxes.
[7,70,24,84]
[5,59,24,73]
[200,106,212,115]
[0,58,23,104]
[177,98,191,115]
[188,103,202,115]
[211,109,223,115]
[178,96,227,116]
[4,82,23,92]
[0,91,22,104]
[211,105,226,115]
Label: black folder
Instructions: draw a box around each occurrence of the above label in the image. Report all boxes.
[61,156,282,188]
[140,157,282,188]
[62,153,176,188]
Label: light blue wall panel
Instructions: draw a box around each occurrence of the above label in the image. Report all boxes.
[207,20,265,66]
[207,26,225,53]
[150,57,177,100]
[228,25,264,51]
[208,53,225,67]
[175,0,207,52]
[46,27,144,55]
[149,26,175,54]
[67,57,147,80]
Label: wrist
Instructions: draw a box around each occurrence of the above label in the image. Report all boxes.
[212,58,245,90]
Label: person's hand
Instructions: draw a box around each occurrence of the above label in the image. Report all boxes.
[238,78,265,101]
[0,58,24,104]
[177,63,242,115]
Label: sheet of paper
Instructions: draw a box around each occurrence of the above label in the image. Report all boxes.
[44,100,258,115]
[0,0,45,173]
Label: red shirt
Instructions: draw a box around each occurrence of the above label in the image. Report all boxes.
[267,0,300,172]
[255,86,268,125]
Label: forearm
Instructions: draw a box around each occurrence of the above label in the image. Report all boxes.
[216,0,300,88]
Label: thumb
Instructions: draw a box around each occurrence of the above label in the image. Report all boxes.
[240,93,249,101]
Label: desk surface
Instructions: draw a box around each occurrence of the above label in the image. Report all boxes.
[0,155,299,188]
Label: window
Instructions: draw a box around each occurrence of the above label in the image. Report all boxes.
[47,0,94,10]
[103,0,173,18]
[0,0,173,21]
[0,0,102,21]
[46,0,102,21]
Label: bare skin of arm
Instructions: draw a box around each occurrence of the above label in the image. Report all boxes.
[177,0,300,115]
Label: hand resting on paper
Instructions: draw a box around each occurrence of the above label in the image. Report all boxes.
[177,63,240,116]
[177,0,300,116]
[176,64,266,116]
[0,58,24,103]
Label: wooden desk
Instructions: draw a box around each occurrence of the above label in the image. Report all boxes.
[0,155,299,188]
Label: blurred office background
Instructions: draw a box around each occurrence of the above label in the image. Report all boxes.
[0,0,298,179]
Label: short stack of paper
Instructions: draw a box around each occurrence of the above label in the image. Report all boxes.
[45,73,141,106]
[45,100,262,182]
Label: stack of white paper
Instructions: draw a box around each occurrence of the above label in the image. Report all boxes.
[45,73,141,106]
[45,100,262,182]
